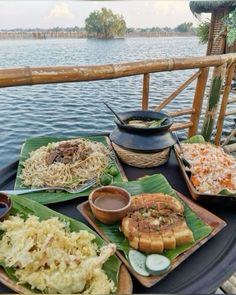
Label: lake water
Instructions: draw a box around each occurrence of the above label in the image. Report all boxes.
[0,37,234,167]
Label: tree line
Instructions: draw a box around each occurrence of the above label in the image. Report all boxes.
[1,8,196,39]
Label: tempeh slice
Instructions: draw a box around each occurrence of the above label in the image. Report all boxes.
[142,194,164,253]
[128,218,139,249]
[133,195,146,211]
[161,228,176,250]
[149,232,164,253]
[121,216,130,238]
[138,219,152,253]
[140,193,183,213]
[130,196,138,214]
[172,221,194,246]
[158,201,183,214]
[121,217,139,249]
[136,195,152,252]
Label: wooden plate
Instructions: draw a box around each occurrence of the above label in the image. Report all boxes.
[0,264,132,294]
[78,191,226,288]
[174,146,236,205]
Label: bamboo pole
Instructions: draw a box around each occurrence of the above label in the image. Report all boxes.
[225,109,236,116]
[222,128,236,146]
[215,64,236,145]
[223,143,236,153]
[188,68,209,137]
[168,108,194,117]
[206,11,215,55]
[0,54,235,88]
[201,63,227,142]
[155,71,200,112]
[170,122,193,131]
[227,98,236,104]
[142,73,150,110]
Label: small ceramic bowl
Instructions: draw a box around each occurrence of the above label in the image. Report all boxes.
[89,186,131,224]
[0,193,12,221]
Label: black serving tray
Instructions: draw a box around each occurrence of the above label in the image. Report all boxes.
[0,156,235,294]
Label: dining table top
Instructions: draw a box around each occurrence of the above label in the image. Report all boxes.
[0,150,235,294]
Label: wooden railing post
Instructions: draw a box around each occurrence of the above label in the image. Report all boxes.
[142,73,150,110]
[188,68,209,137]
[155,71,200,112]
[201,63,227,141]
[215,63,236,145]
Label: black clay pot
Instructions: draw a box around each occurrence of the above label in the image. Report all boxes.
[110,110,177,152]
[114,110,173,133]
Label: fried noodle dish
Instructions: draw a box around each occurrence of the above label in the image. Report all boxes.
[181,143,236,194]
[21,138,111,188]
[0,215,116,294]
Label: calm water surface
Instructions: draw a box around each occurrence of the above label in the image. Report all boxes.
[0,37,234,167]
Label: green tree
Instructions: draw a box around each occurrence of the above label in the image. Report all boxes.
[175,22,194,32]
[85,8,126,39]
[196,21,210,44]
[196,9,236,47]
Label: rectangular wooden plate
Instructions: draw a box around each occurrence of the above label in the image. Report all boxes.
[0,264,133,294]
[174,146,236,204]
[78,192,226,288]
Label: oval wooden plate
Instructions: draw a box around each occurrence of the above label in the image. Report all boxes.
[0,264,133,294]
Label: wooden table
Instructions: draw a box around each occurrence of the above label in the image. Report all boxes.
[0,151,235,294]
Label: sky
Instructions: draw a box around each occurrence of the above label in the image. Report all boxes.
[0,1,207,29]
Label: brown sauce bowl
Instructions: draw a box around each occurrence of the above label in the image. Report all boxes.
[89,186,131,224]
[0,193,12,221]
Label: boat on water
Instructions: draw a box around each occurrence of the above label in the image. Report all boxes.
[0,53,235,294]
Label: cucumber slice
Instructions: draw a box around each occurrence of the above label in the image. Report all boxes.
[128,250,150,277]
[145,254,171,275]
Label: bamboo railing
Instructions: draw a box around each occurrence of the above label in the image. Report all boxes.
[0,53,236,144]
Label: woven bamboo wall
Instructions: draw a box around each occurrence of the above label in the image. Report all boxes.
[207,8,227,55]
[207,8,236,55]
[207,8,236,80]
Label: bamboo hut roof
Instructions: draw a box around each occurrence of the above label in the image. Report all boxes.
[190,1,236,14]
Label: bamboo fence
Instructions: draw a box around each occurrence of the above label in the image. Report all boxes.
[0,53,236,144]
[0,31,195,40]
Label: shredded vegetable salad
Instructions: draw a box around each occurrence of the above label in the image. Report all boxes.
[181,143,236,194]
